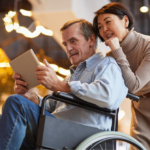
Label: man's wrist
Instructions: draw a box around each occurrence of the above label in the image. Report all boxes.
[54,81,71,93]
[28,90,40,105]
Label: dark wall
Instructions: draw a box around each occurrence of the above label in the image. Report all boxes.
[111,0,150,35]
[0,12,71,69]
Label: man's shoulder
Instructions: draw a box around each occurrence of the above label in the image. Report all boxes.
[101,55,116,64]
[90,55,118,74]
[90,52,116,67]
[101,56,120,72]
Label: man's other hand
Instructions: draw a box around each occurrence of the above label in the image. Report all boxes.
[12,74,39,105]
[12,74,28,95]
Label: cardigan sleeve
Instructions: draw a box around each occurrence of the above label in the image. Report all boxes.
[110,46,150,94]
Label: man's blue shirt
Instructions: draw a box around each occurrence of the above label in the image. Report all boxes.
[41,52,128,130]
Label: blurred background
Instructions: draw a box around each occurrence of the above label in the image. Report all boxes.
[0,0,150,136]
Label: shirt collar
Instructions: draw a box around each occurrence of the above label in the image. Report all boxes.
[69,52,104,74]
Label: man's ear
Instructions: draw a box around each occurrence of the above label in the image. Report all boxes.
[123,15,129,28]
[89,34,96,47]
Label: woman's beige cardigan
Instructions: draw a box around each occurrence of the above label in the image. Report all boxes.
[107,28,150,150]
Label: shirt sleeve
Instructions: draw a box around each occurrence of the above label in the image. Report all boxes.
[111,47,150,94]
[37,94,43,107]
[68,61,128,110]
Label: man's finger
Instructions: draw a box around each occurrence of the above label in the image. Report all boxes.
[36,65,47,71]
[36,78,46,85]
[44,59,49,67]
[16,79,28,87]
[12,74,20,79]
[35,70,47,76]
[15,85,28,94]
[43,59,53,70]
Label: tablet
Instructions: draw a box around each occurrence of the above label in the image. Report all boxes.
[9,49,40,89]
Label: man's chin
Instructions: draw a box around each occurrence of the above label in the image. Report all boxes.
[71,61,78,67]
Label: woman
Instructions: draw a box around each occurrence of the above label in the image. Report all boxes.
[93,2,150,150]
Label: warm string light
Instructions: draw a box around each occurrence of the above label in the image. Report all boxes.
[3,10,53,38]
[140,6,149,13]
[140,0,149,13]
[58,67,70,76]
[20,9,32,17]
[118,110,125,120]
[0,63,10,67]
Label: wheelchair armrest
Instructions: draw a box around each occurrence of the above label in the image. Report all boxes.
[41,92,116,116]
[126,92,139,102]
[41,92,139,116]
[41,92,119,131]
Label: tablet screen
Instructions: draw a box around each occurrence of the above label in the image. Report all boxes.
[9,49,40,89]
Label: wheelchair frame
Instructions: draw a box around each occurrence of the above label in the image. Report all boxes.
[36,92,143,150]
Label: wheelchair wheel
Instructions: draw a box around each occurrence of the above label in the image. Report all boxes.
[76,131,146,150]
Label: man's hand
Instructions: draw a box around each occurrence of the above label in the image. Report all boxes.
[105,37,120,51]
[12,74,28,95]
[36,59,71,93]
[12,74,39,105]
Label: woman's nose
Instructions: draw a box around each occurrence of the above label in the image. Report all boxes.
[103,25,108,32]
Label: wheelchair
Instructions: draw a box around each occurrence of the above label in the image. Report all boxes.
[36,92,146,150]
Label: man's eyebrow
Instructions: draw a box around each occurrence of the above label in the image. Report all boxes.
[62,37,77,45]
[98,17,111,25]
[69,37,76,41]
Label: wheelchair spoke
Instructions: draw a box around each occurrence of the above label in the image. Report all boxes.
[76,132,146,150]
[86,140,143,150]
[99,144,104,150]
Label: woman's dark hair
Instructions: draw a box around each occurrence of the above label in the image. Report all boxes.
[93,2,134,42]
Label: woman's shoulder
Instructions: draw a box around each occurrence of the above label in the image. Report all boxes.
[140,33,150,40]
[135,31,150,42]
[139,32,150,50]
[133,31,150,53]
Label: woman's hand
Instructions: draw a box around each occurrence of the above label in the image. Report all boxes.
[105,37,120,51]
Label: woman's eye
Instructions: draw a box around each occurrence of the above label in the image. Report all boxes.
[106,21,111,24]
[98,26,102,30]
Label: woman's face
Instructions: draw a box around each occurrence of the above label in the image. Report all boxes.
[97,13,129,42]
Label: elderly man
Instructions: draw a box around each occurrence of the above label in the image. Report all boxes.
[0,19,127,150]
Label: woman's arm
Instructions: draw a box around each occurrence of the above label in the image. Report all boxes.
[111,47,150,93]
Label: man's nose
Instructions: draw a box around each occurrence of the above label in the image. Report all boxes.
[66,44,72,52]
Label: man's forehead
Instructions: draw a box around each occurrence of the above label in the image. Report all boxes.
[62,23,81,41]
[62,23,80,35]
